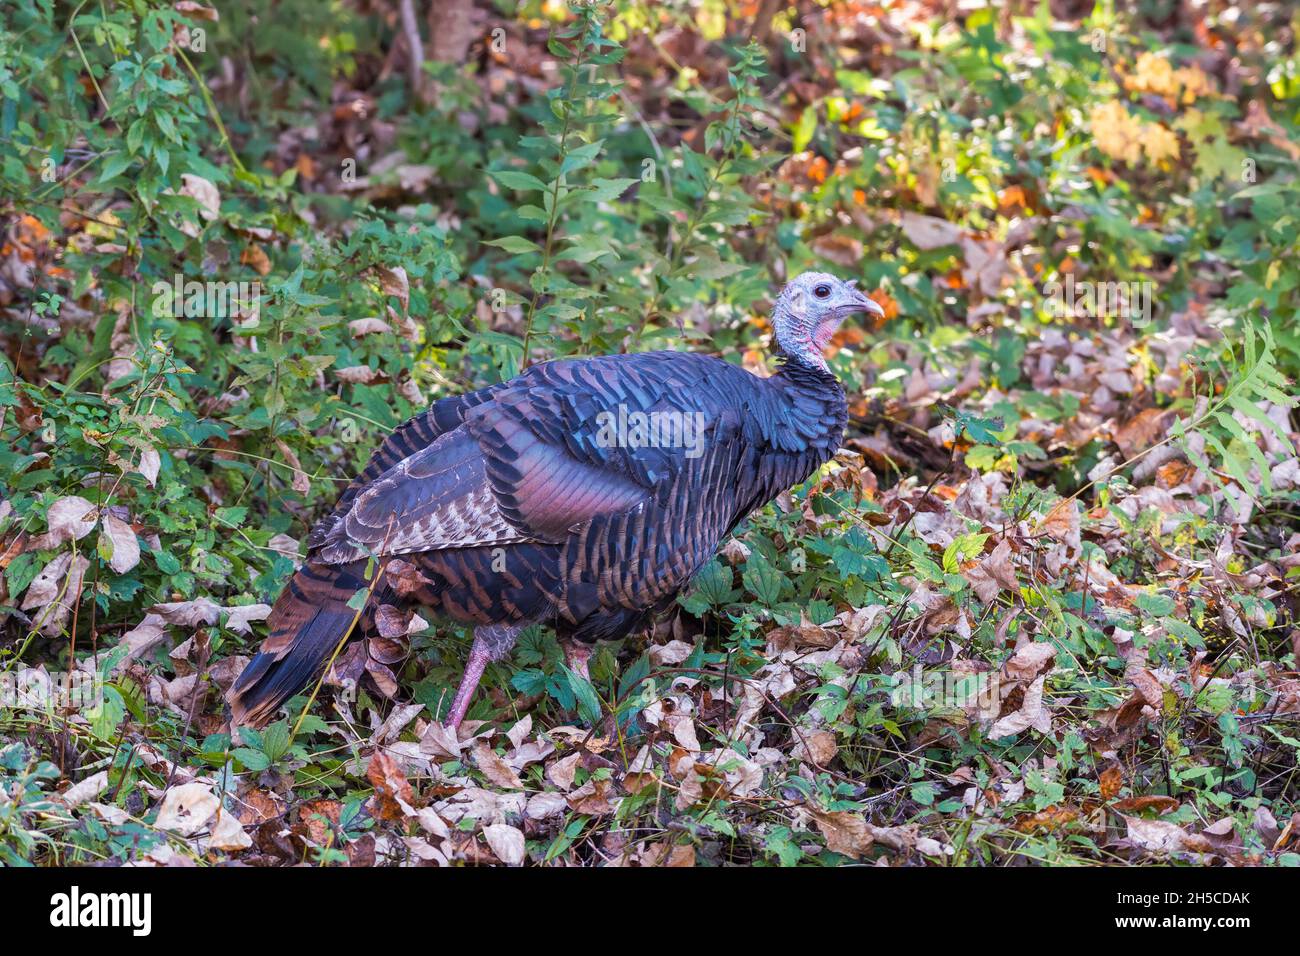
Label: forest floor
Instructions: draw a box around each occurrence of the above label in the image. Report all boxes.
[1,0,1299,866]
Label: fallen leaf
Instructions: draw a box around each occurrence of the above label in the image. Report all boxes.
[208,805,252,851]
[900,212,963,250]
[792,730,838,766]
[810,809,873,859]
[100,514,140,574]
[567,778,617,816]
[348,317,393,337]
[367,750,415,822]
[31,496,96,549]
[483,823,526,865]
[274,439,311,494]
[375,265,409,313]
[1124,815,1210,855]
[61,771,109,808]
[155,782,219,836]
[472,741,524,790]
[179,173,220,222]
[138,448,161,486]
[1100,765,1123,801]
[962,539,1018,603]
[1114,407,1174,457]
[1113,795,1179,814]
[525,792,568,820]
[990,672,1052,738]
[1002,642,1056,682]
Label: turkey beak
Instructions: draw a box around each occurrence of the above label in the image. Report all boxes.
[858,292,885,319]
[842,288,884,320]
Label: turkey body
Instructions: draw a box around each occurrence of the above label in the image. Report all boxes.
[228,350,847,726]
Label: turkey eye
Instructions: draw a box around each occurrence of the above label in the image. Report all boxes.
[813,285,831,298]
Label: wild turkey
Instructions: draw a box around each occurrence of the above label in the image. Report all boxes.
[227,272,883,729]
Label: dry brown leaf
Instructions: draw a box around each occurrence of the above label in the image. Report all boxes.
[1040,498,1081,548]
[149,598,270,633]
[1100,765,1124,801]
[100,514,140,574]
[989,672,1052,738]
[1124,815,1210,855]
[208,805,252,851]
[483,823,526,866]
[899,212,963,250]
[367,750,415,822]
[138,448,161,487]
[420,721,463,759]
[1113,795,1179,814]
[505,714,532,750]
[375,265,410,313]
[810,809,873,860]
[240,243,271,275]
[960,236,1007,297]
[334,365,379,385]
[1114,407,1174,458]
[1126,666,1164,708]
[274,439,311,494]
[174,1,220,21]
[60,770,109,808]
[811,233,863,267]
[567,778,617,816]
[471,741,525,790]
[962,539,1018,603]
[1002,641,1056,682]
[155,782,219,836]
[20,552,89,635]
[348,317,393,338]
[31,496,96,549]
[792,730,838,766]
[525,792,568,820]
[1015,805,1082,833]
[179,173,220,222]
[546,752,581,791]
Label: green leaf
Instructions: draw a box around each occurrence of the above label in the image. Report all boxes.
[586,177,638,203]
[559,235,616,263]
[1136,592,1176,616]
[233,747,271,772]
[484,235,543,255]
[562,665,603,724]
[680,558,736,613]
[490,169,548,192]
[560,139,604,175]
[97,152,134,183]
[742,551,788,605]
[943,533,989,573]
[953,411,1005,444]
[792,105,817,153]
[510,668,549,697]
[262,720,291,760]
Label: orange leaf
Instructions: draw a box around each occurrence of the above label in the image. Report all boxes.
[1100,765,1123,801]
[1113,795,1179,814]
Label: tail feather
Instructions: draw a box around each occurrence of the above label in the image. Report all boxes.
[227,561,367,727]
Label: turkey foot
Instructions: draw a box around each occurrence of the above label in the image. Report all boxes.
[445,623,522,731]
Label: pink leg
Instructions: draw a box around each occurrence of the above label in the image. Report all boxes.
[445,640,491,730]
[445,624,521,730]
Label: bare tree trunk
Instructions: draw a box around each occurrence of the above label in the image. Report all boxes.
[399,0,426,99]
[427,0,483,65]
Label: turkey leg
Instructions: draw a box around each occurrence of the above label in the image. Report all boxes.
[445,623,522,730]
